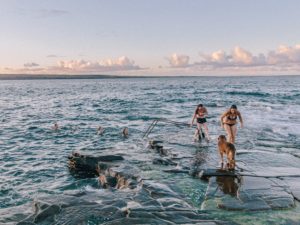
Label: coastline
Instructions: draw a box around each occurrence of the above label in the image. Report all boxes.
[0,74,299,80]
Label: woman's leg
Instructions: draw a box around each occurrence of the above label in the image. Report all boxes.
[194,123,200,140]
[197,123,203,139]
[231,125,238,144]
[203,123,210,140]
[224,124,233,143]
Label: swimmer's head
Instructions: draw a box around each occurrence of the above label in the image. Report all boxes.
[230,105,237,109]
[230,104,237,113]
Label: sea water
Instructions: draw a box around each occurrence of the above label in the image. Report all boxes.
[0,76,300,224]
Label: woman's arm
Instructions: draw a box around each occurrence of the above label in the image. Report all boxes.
[220,111,228,128]
[237,111,244,128]
[191,114,196,126]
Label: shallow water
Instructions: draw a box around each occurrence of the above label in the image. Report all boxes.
[0,76,300,224]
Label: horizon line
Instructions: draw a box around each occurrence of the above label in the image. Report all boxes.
[0,73,299,80]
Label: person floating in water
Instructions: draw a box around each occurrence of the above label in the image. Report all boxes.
[220,105,243,144]
[52,122,59,130]
[122,127,129,137]
[97,126,105,135]
[191,104,210,142]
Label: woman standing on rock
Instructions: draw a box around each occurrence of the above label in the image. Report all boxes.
[191,104,210,141]
[220,105,243,144]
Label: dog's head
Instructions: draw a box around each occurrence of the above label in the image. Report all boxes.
[218,135,227,143]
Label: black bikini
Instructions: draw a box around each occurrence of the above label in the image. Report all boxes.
[197,117,207,124]
[225,114,237,126]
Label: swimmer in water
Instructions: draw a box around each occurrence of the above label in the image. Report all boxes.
[97,126,105,135]
[122,127,129,137]
[52,122,59,130]
[220,105,243,144]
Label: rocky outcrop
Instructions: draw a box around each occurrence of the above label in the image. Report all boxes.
[68,152,124,177]
[68,151,140,190]
[17,182,234,225]
[149,140,168,156]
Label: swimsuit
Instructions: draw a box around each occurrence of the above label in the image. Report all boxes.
[197,117,207,124]
[227,115,237,121]
[224,114,237,126]
[226,123,235,127]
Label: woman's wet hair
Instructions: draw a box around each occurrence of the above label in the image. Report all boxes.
[195,104,203,114]
[230,104,237,109]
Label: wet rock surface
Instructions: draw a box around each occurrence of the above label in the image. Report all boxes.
[68,152,125,177]
[17,182,231,225]
[13,139,300,224]
[200,150,300,212]
[202,176,295,211]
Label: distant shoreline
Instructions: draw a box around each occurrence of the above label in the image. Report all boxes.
[0,74,299,80]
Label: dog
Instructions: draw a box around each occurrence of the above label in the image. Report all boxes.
[218,135,236,170]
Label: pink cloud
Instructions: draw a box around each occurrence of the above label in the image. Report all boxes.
[166,53,190,68]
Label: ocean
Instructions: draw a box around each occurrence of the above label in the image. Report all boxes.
[0,76,300,224]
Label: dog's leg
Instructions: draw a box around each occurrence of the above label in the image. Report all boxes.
[219,152,224,168]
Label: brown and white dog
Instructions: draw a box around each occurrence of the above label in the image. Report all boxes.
[218,135,236,170]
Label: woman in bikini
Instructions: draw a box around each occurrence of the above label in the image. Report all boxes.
[191,104,210,141]
[220,105,243,144]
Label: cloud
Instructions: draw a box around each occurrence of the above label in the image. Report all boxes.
[56,56,141,72]
[1,56,142,75]
[267,45,300,64]
[24,62,40,67]
[16,8,69,18]
[196,44,300,70]
[161,44,300,75]
[2,45,300,76]
[166,54,190,68]
[198,46,267,67]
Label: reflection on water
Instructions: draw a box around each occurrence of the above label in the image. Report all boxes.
[216,176,241,197]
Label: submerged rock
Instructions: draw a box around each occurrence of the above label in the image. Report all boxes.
[16,183,232,225]
[152,157,177,166]
[202,176,295,211]
[99,164,141,189]
[149,140,168,156]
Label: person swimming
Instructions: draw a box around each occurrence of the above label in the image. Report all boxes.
[122,127,129,137]
[191,104,210,141]
[52,122,59,130]
[220,105,243,144]
[97,126,105,135]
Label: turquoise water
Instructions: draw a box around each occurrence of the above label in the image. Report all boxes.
[0,76,300,224]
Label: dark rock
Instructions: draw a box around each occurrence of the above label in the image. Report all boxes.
[163,169,190,174]
[197,168,238,180]
[149,140,163,147]
[68,152,124,176]
[149,140,168,156]
[153,157,177,166]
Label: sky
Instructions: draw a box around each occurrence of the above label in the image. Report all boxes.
[0,0,300,76]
